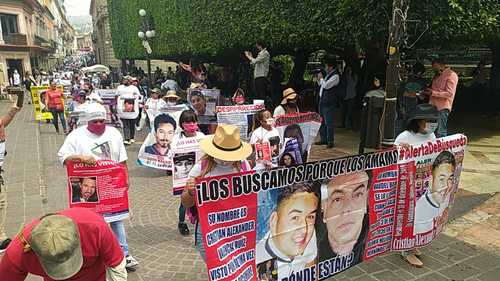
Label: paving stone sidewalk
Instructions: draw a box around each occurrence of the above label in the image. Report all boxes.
[0,101,498,281]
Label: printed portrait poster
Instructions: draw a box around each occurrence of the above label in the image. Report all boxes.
[195,138,467,281]
[66,160,129,223]
[171,135,205,195]
[156,104,190,130]
[30,85,64,121]
[117,94,140,120]
[216,104,265,141]
[188,88,220,134]
[196,149,401,281]
[375,134,468,254]
[274,112,322,165]
[96,89,121,127]
[254,142,271,163]
[137,113,177,170]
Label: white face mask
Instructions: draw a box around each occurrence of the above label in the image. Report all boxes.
[266,118,275,127]
[424,122,438,134]
[214,159,232,166]
[166,101,176,106]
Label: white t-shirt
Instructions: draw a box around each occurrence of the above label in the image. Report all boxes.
[116,84,141,98]
[394,130,436,145]
[58,126,128,164]
[172,131,205,145]
[188,159,250,178]
[145,98,167,120]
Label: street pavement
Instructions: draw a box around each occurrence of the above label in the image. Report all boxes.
[0,100,498,281]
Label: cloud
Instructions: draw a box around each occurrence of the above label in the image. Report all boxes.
[64,0,91,16]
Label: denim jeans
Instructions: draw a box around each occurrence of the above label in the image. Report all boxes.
[178,203,186,223]
[49,109,67,132]
[110,220,129,256]
[195,221,206,262]
[436,109,450,138]
[319,104,335,144]
[121,119,136,141]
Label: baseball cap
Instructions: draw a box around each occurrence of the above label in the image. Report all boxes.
[85,102,107,121]
[29,214,83,280]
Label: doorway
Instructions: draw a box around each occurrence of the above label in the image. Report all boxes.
[6,59,23,85]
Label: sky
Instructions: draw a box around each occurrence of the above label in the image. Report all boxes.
[64,0,91,16]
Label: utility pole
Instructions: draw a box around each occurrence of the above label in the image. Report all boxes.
[381,0,409,147]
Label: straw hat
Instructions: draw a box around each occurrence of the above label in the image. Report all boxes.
[151,88,161,94]
[165,90,180,100]
[199,124,252,161]
[29,215,83,280]
[280,88,298,105]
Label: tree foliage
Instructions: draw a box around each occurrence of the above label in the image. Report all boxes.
[107,0,499,61]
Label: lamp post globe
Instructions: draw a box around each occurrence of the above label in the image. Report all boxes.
[146,30,153,39]
[139,9,146,17]
[150,30,156,38]
[138,31,145,39]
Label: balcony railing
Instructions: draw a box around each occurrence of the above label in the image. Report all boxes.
[2,33,28,46]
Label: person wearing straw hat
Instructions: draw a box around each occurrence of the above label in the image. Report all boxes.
[181,124,252,261]
[273,88,300,117]
[394,103,439,268]
[164,90,181,106]
[0,208,127,280]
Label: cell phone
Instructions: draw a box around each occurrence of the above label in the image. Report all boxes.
[16,90,24,108]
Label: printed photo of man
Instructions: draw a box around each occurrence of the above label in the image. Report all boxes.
[173,152,195,180]
[72,177,98,203]
[414,151,456,234]
[145,114,176,156]
[317,171,370,265]
[256,182,319,278]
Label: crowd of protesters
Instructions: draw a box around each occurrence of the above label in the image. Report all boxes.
[0,39,462,280]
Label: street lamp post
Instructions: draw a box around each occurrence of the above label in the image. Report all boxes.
[137,9,155,94]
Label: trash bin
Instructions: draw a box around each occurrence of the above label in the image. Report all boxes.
[359,89,386,153]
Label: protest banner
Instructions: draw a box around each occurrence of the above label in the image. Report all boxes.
[194,134,467,281]
[216,104,265,141]
[66,159,129,223]
[274,112,322,165]
[171,135,205,195]
[96,89,121,127]
[30,85,64,121]
[188,88,220,134]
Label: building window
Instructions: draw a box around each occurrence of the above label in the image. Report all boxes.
[0,13,19,36]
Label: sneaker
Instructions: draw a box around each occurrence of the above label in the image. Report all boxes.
[412,248,422,257]
[178,222,190,236]
[0,238,12,253]
[403,253,423,268]
[125,255,139,269]
[130,139,135,143]
[123,140,131,145]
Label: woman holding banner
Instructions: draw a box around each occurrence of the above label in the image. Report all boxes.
[273,88,300,117]
[250,109,279,169]
[173,110,205,236]
[394,103,438,268]
[181,125,252,261]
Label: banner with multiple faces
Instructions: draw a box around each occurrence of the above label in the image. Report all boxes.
[194,134,467,281]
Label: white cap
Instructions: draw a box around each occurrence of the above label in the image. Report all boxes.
[85,103,107,121]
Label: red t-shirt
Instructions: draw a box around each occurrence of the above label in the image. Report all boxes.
[0,208,124,281]
[45,89,63,109]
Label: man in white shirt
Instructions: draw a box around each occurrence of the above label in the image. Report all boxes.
[316,56,340,148]
[57,103,139,271]
[245,40,270,100]
[116,76,141,144]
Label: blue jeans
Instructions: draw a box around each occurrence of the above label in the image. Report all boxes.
[110,220,129,256]
[319,105,335,144]
[436,109,449,138]
[178,203,186,223]
[49,109,67,132]
[195,221,206,262]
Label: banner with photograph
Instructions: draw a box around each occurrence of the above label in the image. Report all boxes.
[30,85,64,121]
[171,136,205,195]
[117,94,140,120]
[274,112,322,165]
[216,104,265,141]
[96,89,121,127]
[66,160,129,223]
[194,134,467,281]
[188,88,220,134]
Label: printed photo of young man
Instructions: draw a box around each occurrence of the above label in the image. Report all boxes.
[256,182,319,279]
[414,151,456,234]
[71,177,98,203]
[316,171,370,266]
